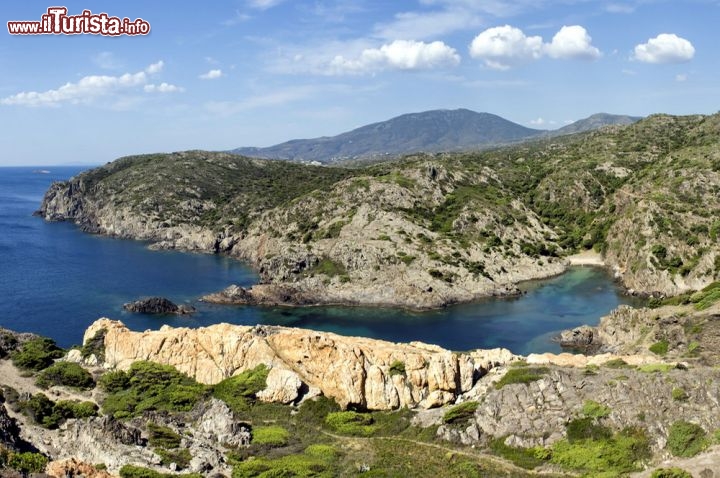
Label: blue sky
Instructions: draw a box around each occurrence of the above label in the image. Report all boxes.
[0,0,718,166]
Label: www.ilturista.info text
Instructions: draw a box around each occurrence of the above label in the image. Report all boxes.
[7,7,150,36]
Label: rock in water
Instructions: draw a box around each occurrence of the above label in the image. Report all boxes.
[557,325,597,350]
[122,297,195,315]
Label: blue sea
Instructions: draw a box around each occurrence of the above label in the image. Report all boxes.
[0,166,640,354]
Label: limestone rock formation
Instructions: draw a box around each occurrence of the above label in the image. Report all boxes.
[84,318,519,410]
[122,297,195,315]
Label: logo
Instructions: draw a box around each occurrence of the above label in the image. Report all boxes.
[8,7,150,36]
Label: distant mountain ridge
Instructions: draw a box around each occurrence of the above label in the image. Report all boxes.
[232,109,642,163]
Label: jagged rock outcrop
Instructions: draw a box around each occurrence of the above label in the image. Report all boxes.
[439,365,720,452]
[0,404,22,451]
[84,318,519,410]
[192,399,251,448]
[122,297,195,315]
[0,328,39,359]
[46,458,116,478]
[557,325,597,351]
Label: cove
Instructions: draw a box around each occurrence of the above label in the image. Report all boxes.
[0,167,641,354]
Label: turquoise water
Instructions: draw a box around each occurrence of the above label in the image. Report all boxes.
[0,167,640,354]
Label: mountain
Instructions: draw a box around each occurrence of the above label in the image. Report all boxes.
[232,109,545,163]
[552,113,643,136]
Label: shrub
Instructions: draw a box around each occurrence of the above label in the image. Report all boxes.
[102,361,206,419]
[667,420,707,457]
[551,427,650,475]
[98,370,130,393]
[155,448,192,469]
[495,367,549,389]
[603,358,631,369]
[325,411,376,436]
[388,360,406,377]
[690,281,720,310]
[119,465,202,478]
[671,387,688,401]
[566,417,613,443]
[54,400,98,420]
[252,425,290,447]
[297,396,341,427]
[36,362,95,390]
[19,394,97,428]
[488,437,546,469]
[649,340,669,356]
[211,364,269,413]
[442,401,479,424]
[11,337,64,371]
[581,400,611,419]
[638,364,675,373]
[147,423,182,449]
[7,451,49,474]
[81,329,106,361]
[651,468,693,478]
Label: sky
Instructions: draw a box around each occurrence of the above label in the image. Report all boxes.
[0,1,718,166]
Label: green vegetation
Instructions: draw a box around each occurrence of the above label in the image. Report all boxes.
[307,257,347,278]
[388,360,406,377]
[11,337,64,371]
[119,465,202,478]
[325,411,377,436]
[495,367,549,389]
[35,361,95,390]
[80,329,106,361]
[211,364,269,413]
[667,420,708,457]
[231,444,338,478]
[690,281,720,310]
[147,423,182,449]
[1,450,49,475]
[251,425,290,447]
[17,393,97,429]
[603,358,631,369]
[581,400,611,419]
[442,401,479,424]
[671,387,688,401]
[100,361,206,419]
[551,427,650,476]
[638,363,675,374]
[488,438,545,470]
[649,340,670,356]
[650,467,693,478]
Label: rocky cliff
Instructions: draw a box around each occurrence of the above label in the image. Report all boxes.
[37,114,720,305]
[84,318,519,410]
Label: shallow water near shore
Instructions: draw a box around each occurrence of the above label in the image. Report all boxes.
[1,166,642,354]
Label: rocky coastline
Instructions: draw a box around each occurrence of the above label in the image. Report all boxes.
[2,300,720,476]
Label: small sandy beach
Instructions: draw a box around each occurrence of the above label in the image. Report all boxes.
[566,250,605,266]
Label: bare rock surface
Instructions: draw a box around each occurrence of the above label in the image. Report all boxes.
[122,297,195,315]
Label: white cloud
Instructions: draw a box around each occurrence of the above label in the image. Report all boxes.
[469,24,601,69]
[1,62,175,107]
[529,117,545,125]
[200,69,223,80]
[93,51,123,70]
[145,61,165,74]
[545,25,601,60]
[329,40,460,75]
[675,73,688,82]
[247,0,284,10]
[144,83,184,93]
[633,34,695,64]
[469,25,543,70]
[605,3,635,14]
[374,10,482,40]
